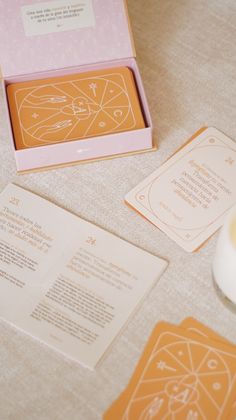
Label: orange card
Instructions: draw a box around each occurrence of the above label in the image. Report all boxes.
[180,317,233,346]
[7,67,145,150]
[181,317,236,420]
[104,322,236,419]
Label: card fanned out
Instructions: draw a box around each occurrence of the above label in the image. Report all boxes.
[104,318,236,419]
[125,127,236,252]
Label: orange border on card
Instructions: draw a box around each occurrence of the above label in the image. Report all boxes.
[104,320,236,419]
[124,127,208,251]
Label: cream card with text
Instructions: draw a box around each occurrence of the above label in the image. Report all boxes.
[0,184,167,369]
[125,127,236,252]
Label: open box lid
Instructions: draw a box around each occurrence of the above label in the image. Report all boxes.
[0,0,135,78]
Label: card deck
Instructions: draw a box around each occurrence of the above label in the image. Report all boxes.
[104,320,236,419]
[7,67,145,150]
[180,317,233,346]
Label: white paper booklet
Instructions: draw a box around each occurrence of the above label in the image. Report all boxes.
[0,184,167,369]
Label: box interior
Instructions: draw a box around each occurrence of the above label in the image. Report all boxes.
[0,1,154,172]
[0,0,134,78]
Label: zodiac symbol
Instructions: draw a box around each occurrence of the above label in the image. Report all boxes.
[114,109,123,118]
[165,375,199,411]
[9,197,20,206]
[225,157,234,165]
[86,237,96,245]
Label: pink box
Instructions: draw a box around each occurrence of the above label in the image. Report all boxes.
[0,0,155,172]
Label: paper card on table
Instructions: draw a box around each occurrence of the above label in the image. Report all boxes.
[104,322,236,419]
[0,183,167,369]
[125,127,236,252]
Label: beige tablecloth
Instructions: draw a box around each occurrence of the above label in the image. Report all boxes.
[0,1,236,419]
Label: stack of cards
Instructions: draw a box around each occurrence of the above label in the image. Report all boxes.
[104,318,236,419]
[7,66,145,150]
[125,127,236,252]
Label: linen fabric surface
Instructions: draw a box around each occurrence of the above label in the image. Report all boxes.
[0,0,236,419]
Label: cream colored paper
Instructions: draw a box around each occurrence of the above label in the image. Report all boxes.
[21,0,95,37]
[125,127,236,252]
[0,184,167,369]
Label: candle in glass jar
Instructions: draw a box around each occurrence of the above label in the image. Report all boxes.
[213,207,236,306]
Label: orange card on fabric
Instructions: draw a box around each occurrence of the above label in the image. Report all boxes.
[180,317,234,346]
[125,127,236,253]
[180,317,236,420]
[7,67,145,150]
[104,322,236,420]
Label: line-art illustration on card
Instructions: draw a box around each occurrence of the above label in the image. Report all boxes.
[7,67,145,150]
[121,331,236,419]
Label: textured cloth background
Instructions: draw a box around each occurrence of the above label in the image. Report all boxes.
[0,1,236,419]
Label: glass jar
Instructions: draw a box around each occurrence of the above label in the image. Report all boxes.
[212,206,236,311]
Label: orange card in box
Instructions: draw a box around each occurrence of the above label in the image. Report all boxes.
[7,67,145,150]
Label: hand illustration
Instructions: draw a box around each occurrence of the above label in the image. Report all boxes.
[26,94,68,105]
[32,119,73,139]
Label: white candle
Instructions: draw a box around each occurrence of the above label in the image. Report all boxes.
[213,206,236,305]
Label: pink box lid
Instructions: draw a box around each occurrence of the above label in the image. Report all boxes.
[0,0,135,78]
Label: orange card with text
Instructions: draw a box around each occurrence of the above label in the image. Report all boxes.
[7,67,145,150]
[104,322,236,419]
